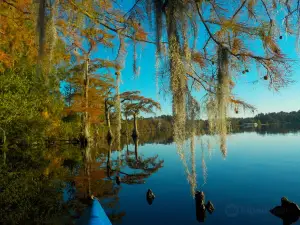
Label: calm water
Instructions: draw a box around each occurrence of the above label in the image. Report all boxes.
[107,132,300,225]
[2,131,300,224]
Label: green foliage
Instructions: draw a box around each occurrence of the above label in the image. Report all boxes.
[0,64,60,145]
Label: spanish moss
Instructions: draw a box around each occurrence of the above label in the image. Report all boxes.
[216,46,230,158]
[133,39,138,78]
[169,35,187,149]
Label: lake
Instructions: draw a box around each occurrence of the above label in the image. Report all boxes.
[1,130,300,225]
[107,131,300,225]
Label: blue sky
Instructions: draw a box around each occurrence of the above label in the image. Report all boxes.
[94,1,300,118]
[117,35,300,118]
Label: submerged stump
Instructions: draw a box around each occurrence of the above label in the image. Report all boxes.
[195,191,215,222]
[146,189,155,205]
[195,191,206,222]
[270,197,300,224]
[206,201,215,214]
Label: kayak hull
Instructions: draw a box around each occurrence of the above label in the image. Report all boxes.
[77,199,112,225]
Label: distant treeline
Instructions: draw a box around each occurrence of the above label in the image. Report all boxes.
[130,110,300,134]
[230,110,300,128]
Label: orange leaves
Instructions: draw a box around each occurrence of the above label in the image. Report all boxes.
[191,51,205,68]
[65,73,108,125]
[230,98,240,105]
[0,50,13,69]
[81,28,114,42]
[0,1,38,68]
[89,108,105,124]
[132,22,140,31]
[132,21,148,40]
[232,38,243,54]
[230,96,256,112]
[258,24,281,55]
[99,0,112,10]
[262,35,280,54]
[229,79,235,88]
[98,59,118,69]
[62,54,71,61]
[215,29,227,42]
[56,19,68,36]
[247,0,256,17]
[17,0,33,9]
[221,19,241,34]
[135,28,147,40]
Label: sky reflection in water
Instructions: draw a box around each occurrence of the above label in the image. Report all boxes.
[112,132,300,225]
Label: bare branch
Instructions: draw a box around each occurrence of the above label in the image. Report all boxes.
[231,0,247,20]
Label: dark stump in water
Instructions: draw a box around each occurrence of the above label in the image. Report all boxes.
[281,197,300,215]
[146,189,155,205]
[147,197,154,205]
[195,191,205,204]
[195,191,206,222]
[206,201,215,214]
[270,197,300,225]
[195,191,215,222]
[116,176,121,185]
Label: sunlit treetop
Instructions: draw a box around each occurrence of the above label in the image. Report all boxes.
[120,91,161,116]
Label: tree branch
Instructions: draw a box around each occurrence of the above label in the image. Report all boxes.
[68,0,164,45]
[123,0,143,19]
[231,0,247,20]
[260,0,272,21]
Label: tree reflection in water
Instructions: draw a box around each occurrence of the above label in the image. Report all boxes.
[0,130,217,224]
[0,144,81,225]
[71,143,125,223]
[68,135,164,223]
[107,136,164,185]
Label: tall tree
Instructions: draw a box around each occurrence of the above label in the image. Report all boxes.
[0,0,68,149]
[120,91,161,138]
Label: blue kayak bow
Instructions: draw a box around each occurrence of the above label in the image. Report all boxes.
[77,198,112,225]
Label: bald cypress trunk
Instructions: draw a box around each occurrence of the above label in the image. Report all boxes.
[105,100,113,143]
[115,72,121,150]
[86,146,92,197]
[83,57,90,146]
[132,113,139,138]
